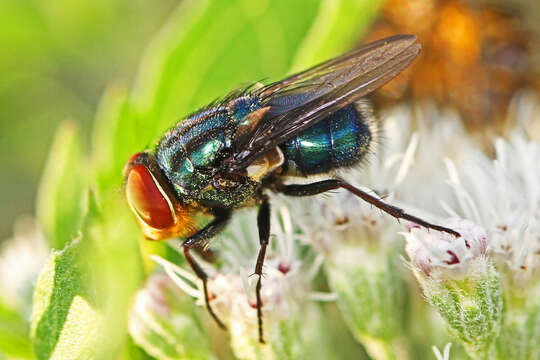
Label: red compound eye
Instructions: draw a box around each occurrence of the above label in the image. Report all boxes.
[126,164,175,229]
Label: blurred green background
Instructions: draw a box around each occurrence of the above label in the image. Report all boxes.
[0,0,177,239]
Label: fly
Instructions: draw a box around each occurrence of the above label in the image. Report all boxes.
[123,35,460,343]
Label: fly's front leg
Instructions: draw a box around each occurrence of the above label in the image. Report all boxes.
[278,179,460,237]
[182,208,232,329]
[254,196,270,344]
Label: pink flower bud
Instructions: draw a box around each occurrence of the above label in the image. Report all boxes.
[404,218,488,279]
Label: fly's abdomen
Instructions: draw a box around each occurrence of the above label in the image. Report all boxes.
[280,100,376,175]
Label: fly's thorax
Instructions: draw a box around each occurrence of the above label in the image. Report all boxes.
[280,100,378,176]
[155,95,263,208]
[197,176,260,208]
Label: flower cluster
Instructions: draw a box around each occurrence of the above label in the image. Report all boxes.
[438,126,540,359]
[277,103,482,358]
[147,205,332,360]
[445,133,540,292]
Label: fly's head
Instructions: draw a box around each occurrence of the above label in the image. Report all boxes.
[123,152,197,240]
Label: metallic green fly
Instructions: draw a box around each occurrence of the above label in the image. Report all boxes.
[123,35,460,343]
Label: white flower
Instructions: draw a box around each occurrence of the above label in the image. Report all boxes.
[444,133,540,289]
[508,90,540,141]
[288,188,395,257]
[129,273,215,360]
[217,204,330,322]
[154,204,331,360]
[369,103,476,214]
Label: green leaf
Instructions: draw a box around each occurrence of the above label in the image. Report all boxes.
[79,191,145,359]
[30,239,101,360]
[31,190,145,360]
[37,121,86,249]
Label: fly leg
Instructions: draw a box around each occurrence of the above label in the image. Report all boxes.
[277,179,460,237]
[253,196,271,344]
[182,208,232,330]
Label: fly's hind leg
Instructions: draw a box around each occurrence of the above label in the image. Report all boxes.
[182,208,232,329]
[277,179,460,237]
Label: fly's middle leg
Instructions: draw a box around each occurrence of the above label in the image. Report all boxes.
[253,196,271,344]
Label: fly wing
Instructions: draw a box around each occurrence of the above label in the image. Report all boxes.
[227,34,421,173]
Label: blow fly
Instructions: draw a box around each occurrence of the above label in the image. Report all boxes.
[123,35,459,343]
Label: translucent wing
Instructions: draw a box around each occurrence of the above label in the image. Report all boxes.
[227,35,420,173]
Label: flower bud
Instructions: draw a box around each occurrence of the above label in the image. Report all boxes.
[294,190,412,358]
[404,219,488,280]
[404,219,502,359]
[129,273,215,360]
[324,238,408,344]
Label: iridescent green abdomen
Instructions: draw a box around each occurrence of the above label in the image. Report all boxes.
[155,96,260,207]
[280,101,375,175]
